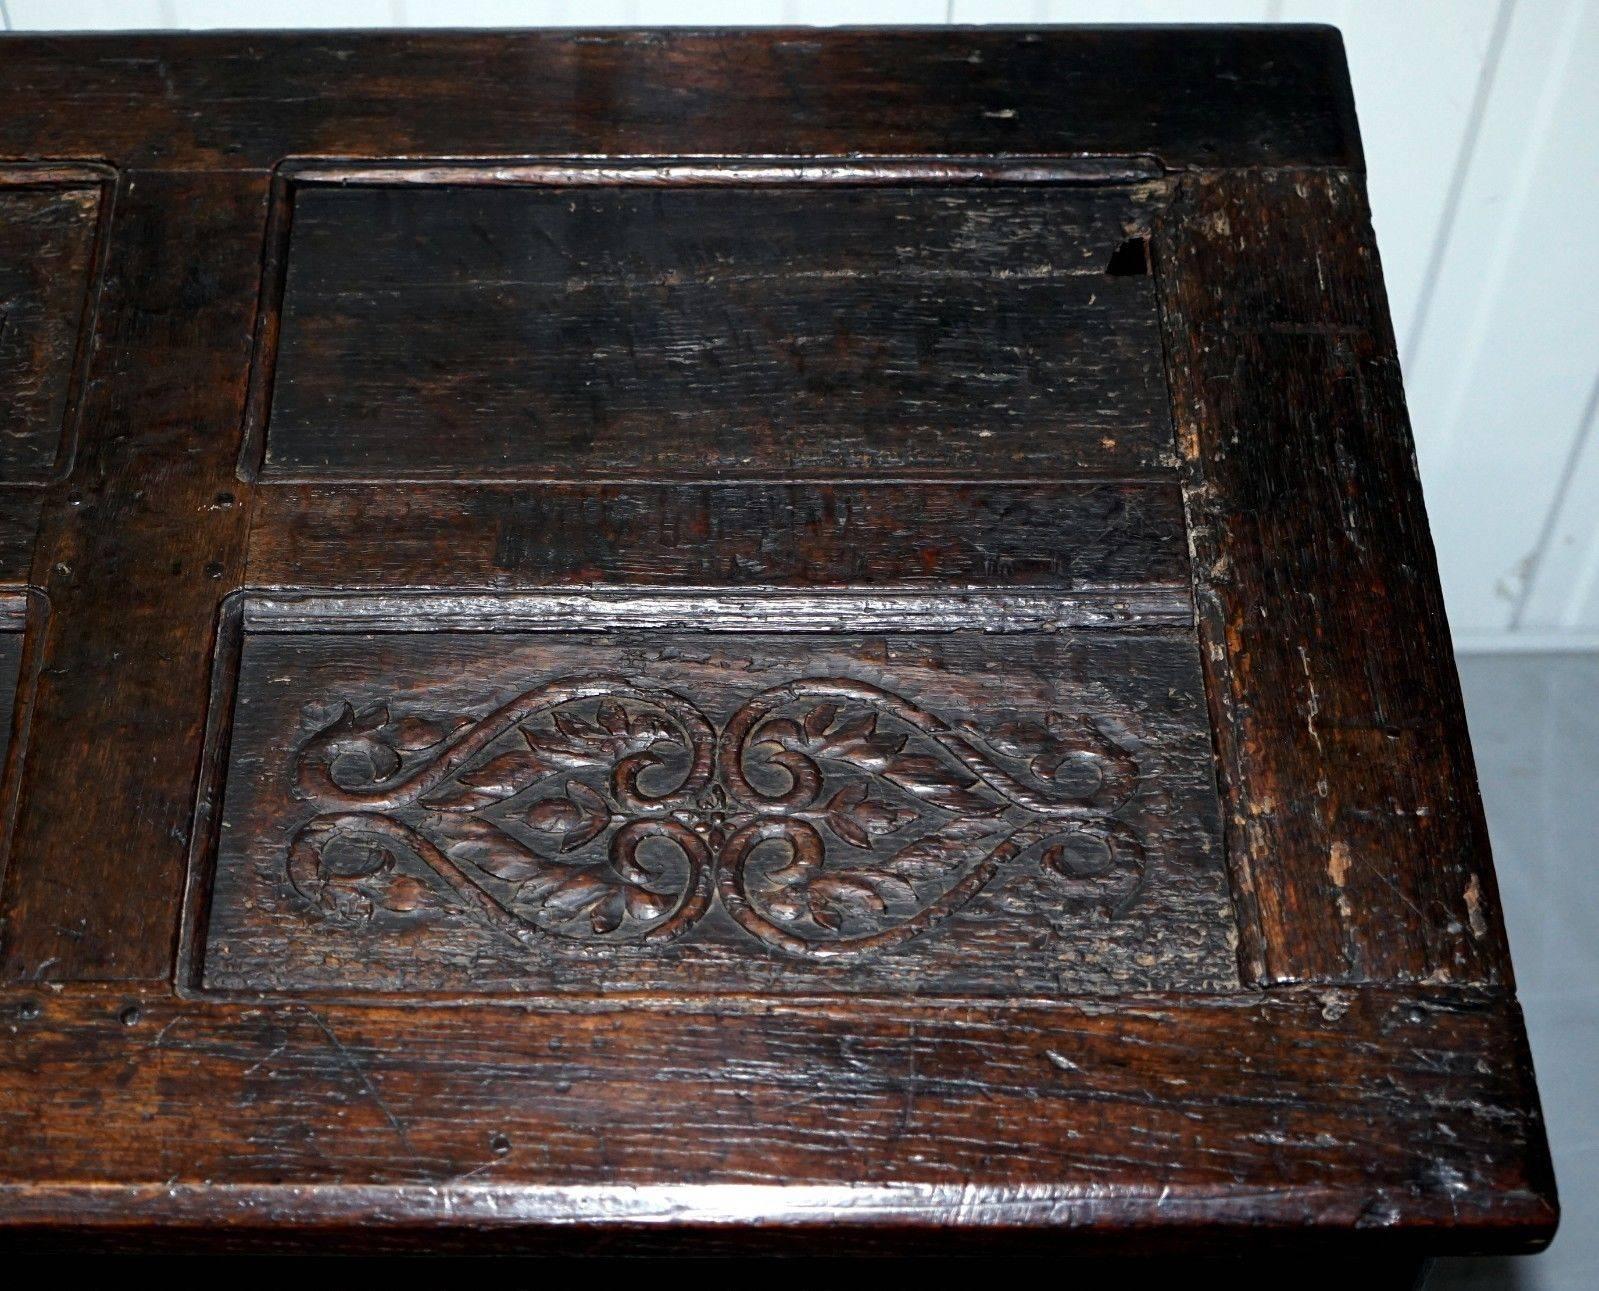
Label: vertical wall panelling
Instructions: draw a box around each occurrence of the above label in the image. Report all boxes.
[951,3,1273,24]
[1402,0,1599,635]
[7,0,173,26]
[1273,0,1507,356]
[1520,377,1599,632]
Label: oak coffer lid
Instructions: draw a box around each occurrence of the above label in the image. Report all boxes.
[0,26,1556,1260]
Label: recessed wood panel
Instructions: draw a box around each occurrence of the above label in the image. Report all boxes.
[257,179,1172,481]
[197,608,1233,996]
[0,178,104,484]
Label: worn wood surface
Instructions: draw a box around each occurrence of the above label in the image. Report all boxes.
[246,482,1190,594]
[0,984,1554,1256]
[1155,170,1507,987]
[0,27,1359,173]
[0,25,1555,1261]
[0,172,263,983]
[0,170,107,485]
[0,496,36,587]
[0,615,20,791]
[259,179,1170,481]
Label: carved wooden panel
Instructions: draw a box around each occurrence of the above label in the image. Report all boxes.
[0,171,107,484]
[196,606,1232,996]
[251,171,1171,481]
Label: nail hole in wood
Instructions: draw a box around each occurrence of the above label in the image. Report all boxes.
[1106,236,1149,277]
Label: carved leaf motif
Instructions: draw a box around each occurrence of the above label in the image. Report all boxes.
[589,890,627,934]
[563,782,610,850]
[626,711,680,748]
[525,796,581,833]
[879,819,997,882]
[333,703,389,735]
[418,782,502,812]
[810,710,907,769]
[457,749,554,796]
[447,833,547,883]
[525,780,610,852]
[881,753,999,816]
[822,783,917,849]
[802,701,838,740]
[522,721,608,769]
[862,873,918,906]
[540,870,617,920]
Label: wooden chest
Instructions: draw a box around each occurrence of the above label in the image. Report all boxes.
[0,25,1557,1267]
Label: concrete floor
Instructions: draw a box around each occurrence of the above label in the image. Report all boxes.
[1431,653,1598,1290]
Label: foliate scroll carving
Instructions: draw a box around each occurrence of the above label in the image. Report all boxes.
[288,675,1147,961]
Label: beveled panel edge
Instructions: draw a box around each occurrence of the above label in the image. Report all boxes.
[241,588,1194,634]
[175,592,246,995]
[280,155,1168,187]
[0,161,118,488]
[0,594,27,634]
[0,590,49,910]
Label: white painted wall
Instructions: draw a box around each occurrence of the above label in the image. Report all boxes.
[5,0,1596,652]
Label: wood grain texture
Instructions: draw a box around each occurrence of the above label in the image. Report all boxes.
[0,627,20,795]
[1154,169,1507,987]
[0,495,39,585]
[0,985,1554,1255]
[0,595,38,916]
[246,482,1191,595]
[198,625,1232,996]
[0,24,1553,1261]
[259,180,1171,482]
[0,172,264,983]
[0,27,1360,173]
[0,175,106,484]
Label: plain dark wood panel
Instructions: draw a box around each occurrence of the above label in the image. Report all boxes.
[247,482,1191,592]
[0,986,1554,1254]
[0,27,1360,172]
[262,182,1171,481]
[1154,170,1506,987]
[199,626,1232,996]
[0,172,264,983]
[0,179,103,484]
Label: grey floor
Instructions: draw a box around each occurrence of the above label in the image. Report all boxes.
[1431,653,1598,1290]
